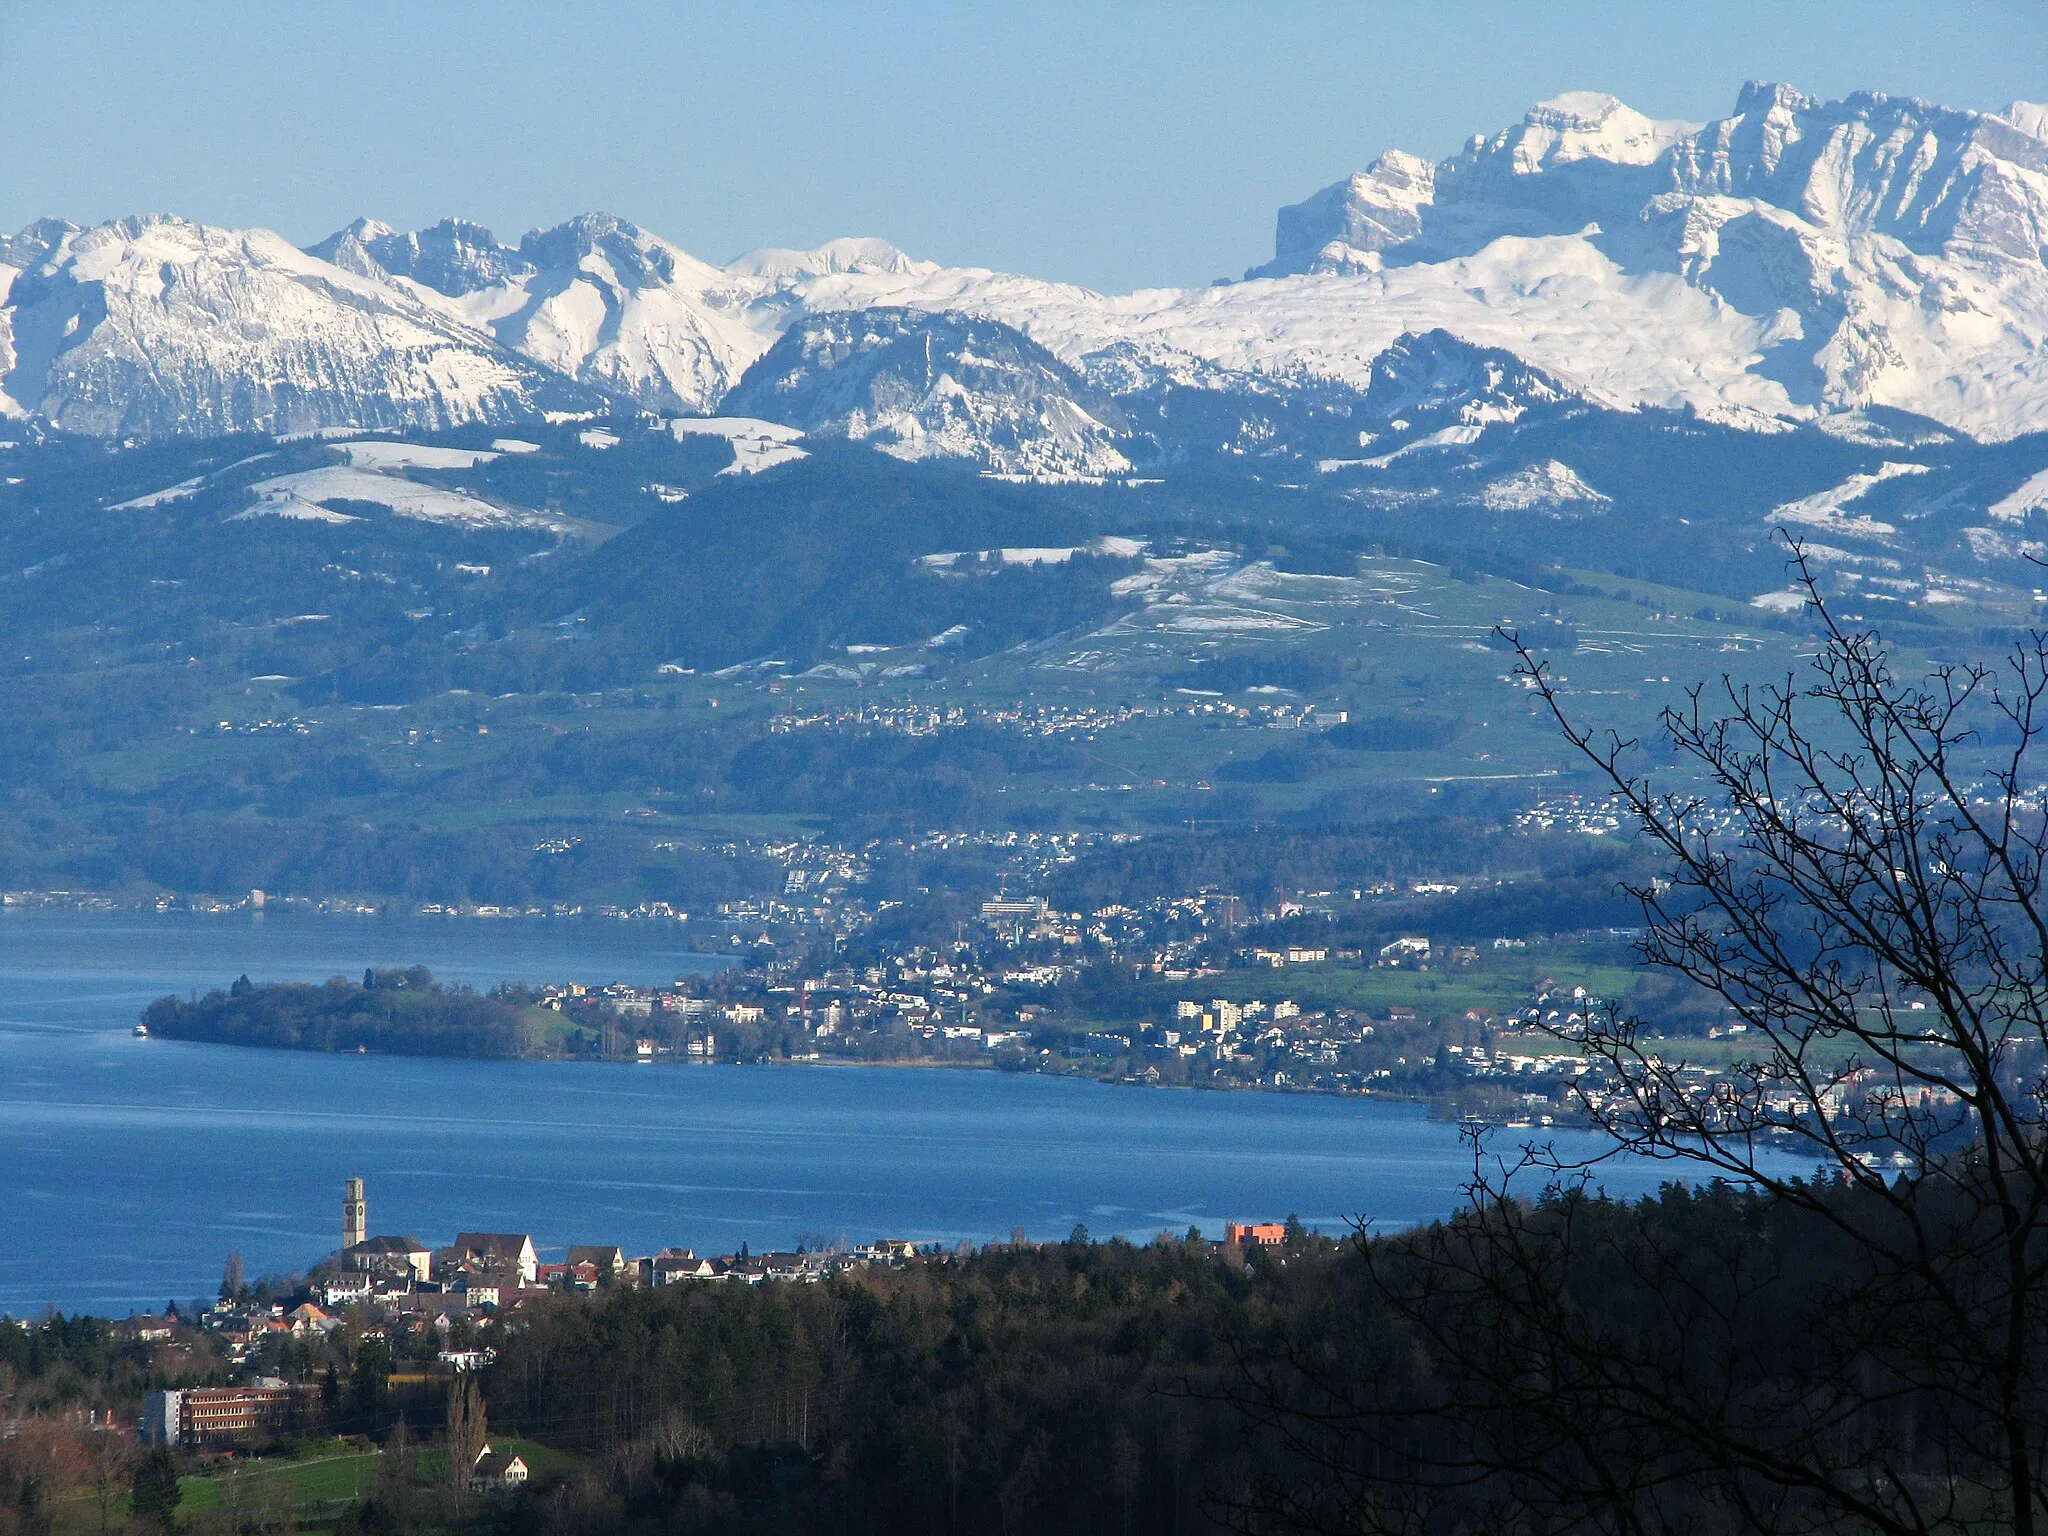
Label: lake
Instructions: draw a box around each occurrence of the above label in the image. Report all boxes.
[3,909,1676,1316]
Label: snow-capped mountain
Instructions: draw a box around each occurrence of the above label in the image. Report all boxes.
[721,308,1131,477]
[7,82,2048,448]
[312,213,772,414]
[0,215,601,437]
[1244,84,2048,438]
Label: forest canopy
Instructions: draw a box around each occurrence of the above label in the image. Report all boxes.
[142,970,528,1057]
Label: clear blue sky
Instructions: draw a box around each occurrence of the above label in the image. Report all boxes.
[5,1,2042,292]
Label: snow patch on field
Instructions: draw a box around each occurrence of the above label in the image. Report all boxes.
[1093,551,1340,640]
[1355,423,1488,468]
[340,440,499,471]
[1749,590,1810,613]
[921,535,1147,571]
[667,417,809,475]
[111,475,207,510]
[237,465,560,530]
[1768,462,1928,538]
[1989,468,2048,524]
[1109,549,1240,598]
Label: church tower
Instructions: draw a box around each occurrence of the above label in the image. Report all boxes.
[343,1177,366,1251]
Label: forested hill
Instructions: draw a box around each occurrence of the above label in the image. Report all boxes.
[142,969,529,1057]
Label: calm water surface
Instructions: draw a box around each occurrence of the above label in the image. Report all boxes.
[3,910,1672,1316]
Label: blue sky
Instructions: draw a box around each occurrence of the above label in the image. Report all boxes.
[5,1,2042,291]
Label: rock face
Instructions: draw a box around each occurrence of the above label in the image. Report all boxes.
[1475,459,1611,514]
[307,217,531,296]
[1361,330,1575,430]
[721,308,1132,477]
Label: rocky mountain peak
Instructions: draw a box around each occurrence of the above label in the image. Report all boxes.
[1364,330,1573,427]
[724,238,936,284]
[2006,102,2048,144]
[0,218,83,273]
[308,217,530,296]
[721,307,1132,477]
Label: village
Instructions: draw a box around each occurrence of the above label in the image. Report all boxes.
[520,880,1634,1121]
[123,1179,1305,1457]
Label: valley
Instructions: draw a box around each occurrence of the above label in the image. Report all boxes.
[1,76,2046,985]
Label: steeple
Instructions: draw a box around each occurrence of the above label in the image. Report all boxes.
[343,1177,366,1251]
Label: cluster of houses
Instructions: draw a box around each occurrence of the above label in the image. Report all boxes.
[307,1180,1313,1330]
[309,1183,930,1326]
[320,1229,921,1311]
[765,697,1346,741]
[128,1190,1304,1454]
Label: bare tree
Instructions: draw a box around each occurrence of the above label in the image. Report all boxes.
[1481,545,2048,1533]
[1228,546,2048,1535]
[81,1427,134,1536]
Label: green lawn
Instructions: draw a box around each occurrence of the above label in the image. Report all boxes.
[177,1445,382,1513]
[73,1433,583,1533]
[1112,952,1646,1026]
[416,1436,581,1484]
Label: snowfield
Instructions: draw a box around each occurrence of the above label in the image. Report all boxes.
[340,441,500,471]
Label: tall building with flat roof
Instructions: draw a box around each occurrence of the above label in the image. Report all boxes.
[142,1386,306,1445]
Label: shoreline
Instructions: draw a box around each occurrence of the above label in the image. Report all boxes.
[138,1028,1560,1124]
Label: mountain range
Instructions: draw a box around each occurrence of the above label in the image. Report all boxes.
[4,82,2048,472]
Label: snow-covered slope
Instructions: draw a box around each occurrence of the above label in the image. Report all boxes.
[0,216,598,437]
[667,416,810,475]
[1475,459,1611,513]
[315,214,774,415]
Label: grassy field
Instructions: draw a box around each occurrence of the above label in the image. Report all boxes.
[176,1445,383,1513]
[54,1433,583,1534]
[1105,947,1648,1028]
[53,1442,381,1533]
[59,545,2024,868]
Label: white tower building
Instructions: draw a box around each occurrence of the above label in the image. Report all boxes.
[343,1177,366,1251]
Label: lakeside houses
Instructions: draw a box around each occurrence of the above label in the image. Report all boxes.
[523,919,1628,1113]
[106,813,1728,1115]
[13,816,1684,1116]
[113,1188,1315,1450]
[508,945,1636,1120]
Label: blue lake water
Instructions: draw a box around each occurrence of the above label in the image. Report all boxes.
[3,909,1692,1316]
